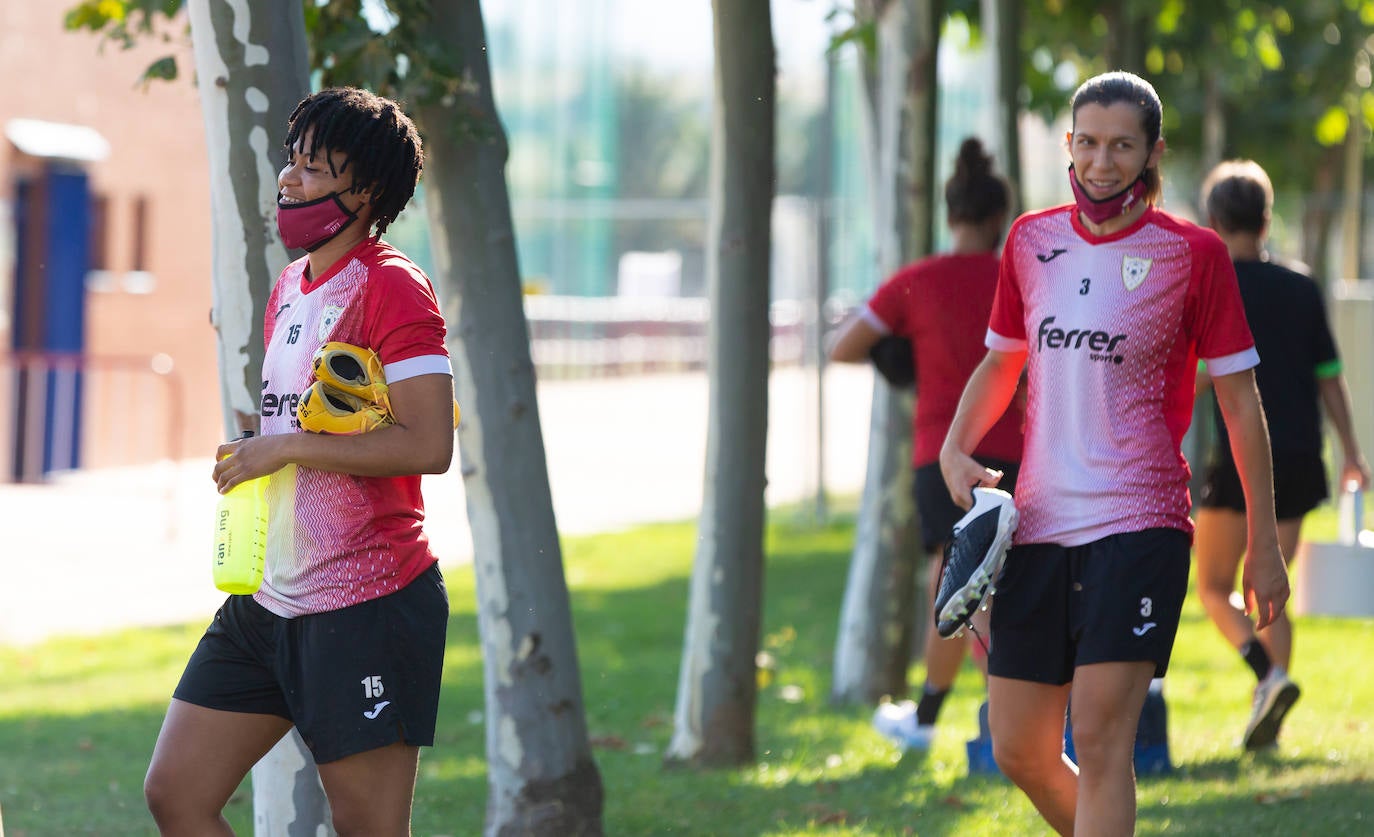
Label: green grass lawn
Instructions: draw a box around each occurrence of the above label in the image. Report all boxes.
[2,505,1372,835]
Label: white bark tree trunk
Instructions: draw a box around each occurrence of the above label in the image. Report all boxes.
[831,0,939,706]
[184,1,326,832]
[665,0,776,768]
[418,3,604,833]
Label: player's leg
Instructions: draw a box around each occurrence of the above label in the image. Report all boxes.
[1193,507,1252,648]
[876,465,976,748]
[288,565,448,834]
[987,675,1076,835]
[318,741,421,837]
[145,700,293,835]
[1242,514,1304,750]
[1255,516,1302,671]
[918,547,965,698]
[1067,661,1154,836]
[1070,527,1189,832]
[145,595,295,834]
[986,539,1077,833]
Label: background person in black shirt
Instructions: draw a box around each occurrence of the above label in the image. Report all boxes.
[1195,159,1371,751]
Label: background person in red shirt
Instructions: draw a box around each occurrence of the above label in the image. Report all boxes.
[829,137,1024,750]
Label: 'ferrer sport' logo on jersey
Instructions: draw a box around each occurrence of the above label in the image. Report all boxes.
[1036,315,1128,365]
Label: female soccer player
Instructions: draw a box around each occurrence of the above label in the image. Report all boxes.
[830,136,1023,749]
[1195,159,1370,751]
[939,72,1289,835]
[145,87,455,836]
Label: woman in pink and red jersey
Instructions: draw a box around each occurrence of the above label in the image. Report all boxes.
[940,72,1288,836]
[145,88,455,836]
[830,137,1024,751]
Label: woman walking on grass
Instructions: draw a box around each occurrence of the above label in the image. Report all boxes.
[939,71,1288,835]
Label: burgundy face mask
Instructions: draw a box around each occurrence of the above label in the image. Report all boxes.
[276,193,358,252]
[1068,163,1149,225]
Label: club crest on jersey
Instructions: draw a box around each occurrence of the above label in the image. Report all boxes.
[1122,256,1152,291]
[317,305,344,340]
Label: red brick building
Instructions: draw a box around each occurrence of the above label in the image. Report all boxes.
[1,1,220,477]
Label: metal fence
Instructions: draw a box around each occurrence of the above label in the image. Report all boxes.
[524,294,846,379]
[0,350,185,483]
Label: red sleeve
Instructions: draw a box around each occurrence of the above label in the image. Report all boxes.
[988,218,1028,342]
[363,260,449,365]
[1187,228,1254,359]
[867,264,917,335]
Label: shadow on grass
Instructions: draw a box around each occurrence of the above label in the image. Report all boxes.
[1138,776,1374,836]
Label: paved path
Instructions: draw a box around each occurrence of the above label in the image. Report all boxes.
[0,365,874,646]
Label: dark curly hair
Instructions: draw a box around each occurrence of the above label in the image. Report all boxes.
[283,87,423,235]
[945,137,1009,224]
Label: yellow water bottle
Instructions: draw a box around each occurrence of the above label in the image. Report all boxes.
[212,431,269,595]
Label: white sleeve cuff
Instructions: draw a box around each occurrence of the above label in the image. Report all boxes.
[1203,347,1260,377]
[985,329,1027,353]
[859,305,892,335]
[384,354,453,384]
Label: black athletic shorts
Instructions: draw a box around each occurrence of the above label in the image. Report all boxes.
[988,528,1190,685]
[1199,448,1328,520]
[174,563,449,764]
[914,457,1020,554]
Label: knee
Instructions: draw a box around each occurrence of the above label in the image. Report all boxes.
[1067,711,1134,772]
[1195,575,1233,604]
[992,737,1055,788]
[143,765,181,825]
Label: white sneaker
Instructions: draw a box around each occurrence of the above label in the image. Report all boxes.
[1243,671,1300,751]
[872,700,935,750]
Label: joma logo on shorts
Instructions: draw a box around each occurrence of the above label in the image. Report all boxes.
[1037,316,1128,364]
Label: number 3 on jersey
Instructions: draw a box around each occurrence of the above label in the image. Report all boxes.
[1079,278,1091,295]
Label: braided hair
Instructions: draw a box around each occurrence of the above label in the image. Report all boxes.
[945,137,1009,224]
[283,87,424,235]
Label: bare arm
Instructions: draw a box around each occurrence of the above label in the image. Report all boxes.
[826,314,884,363]
[1211,369,1288,630]
[1318,374,1372,491]
[1194,360,1212,396]
[938,347,1026,509]
[214,372,456,492]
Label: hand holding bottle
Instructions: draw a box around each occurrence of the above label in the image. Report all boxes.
[212,431,269,595]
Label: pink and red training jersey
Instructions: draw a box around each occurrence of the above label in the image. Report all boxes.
[257,238,451,617]
[864,252,1024,468]
[988,205,1257,547]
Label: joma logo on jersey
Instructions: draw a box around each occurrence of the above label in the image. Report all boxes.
[1037,316,1128,364]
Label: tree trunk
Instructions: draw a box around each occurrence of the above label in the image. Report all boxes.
[183,2,328,833]
[187,0,309,435]
[831,0,937,706]
[1302,146,1344,284]
[417,3,603,834]
[1200,72,1226,188]
[664,0,776,768]
[1338,98,1365,281]
[1100,1,1148,75]
[984,0,1023,212]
